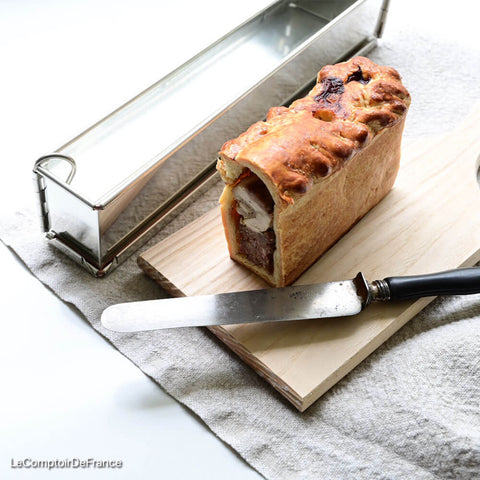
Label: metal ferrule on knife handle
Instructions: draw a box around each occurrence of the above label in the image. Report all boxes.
[352,272,391,308]
[369,279,392,302]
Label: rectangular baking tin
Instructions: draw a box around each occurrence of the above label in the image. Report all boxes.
[34,0,388,276]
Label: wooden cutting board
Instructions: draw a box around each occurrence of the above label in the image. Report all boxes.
[138,105,480,411]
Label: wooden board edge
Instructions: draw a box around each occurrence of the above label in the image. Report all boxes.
[208,325,304,411]
[137,256,186,298]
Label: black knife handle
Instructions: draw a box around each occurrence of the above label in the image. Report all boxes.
[382,267,480,301]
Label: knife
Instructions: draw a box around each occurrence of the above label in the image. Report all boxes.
[101,268,480,332]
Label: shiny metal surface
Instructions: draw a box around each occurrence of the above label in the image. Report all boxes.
[43,1,350,204]
[34,0,387,275]
[101,278,366,332]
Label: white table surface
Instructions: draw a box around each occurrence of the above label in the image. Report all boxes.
[0,1,269,478]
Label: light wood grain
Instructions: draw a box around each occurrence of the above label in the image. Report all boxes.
[138,105,480,411]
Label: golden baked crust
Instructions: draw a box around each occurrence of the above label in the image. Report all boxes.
[218,56,410,204]
[217,56,410,286]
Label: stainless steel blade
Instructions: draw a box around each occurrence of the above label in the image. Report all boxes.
[101,276,367,332]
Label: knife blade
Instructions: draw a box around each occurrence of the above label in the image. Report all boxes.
[101,268,480,332]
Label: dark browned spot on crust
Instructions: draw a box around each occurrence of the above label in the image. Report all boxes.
[314,77,345,102]
[346,66,370,85]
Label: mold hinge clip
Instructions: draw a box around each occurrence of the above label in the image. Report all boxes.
[33,163,50,233]
[33,153,76,234]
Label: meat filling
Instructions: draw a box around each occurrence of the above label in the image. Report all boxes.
[237,221,276,273]
[232,174,276,273]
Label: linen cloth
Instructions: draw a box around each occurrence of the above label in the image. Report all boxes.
[2,1,480,478]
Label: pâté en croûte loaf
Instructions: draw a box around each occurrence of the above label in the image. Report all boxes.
[216,56,411,287]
